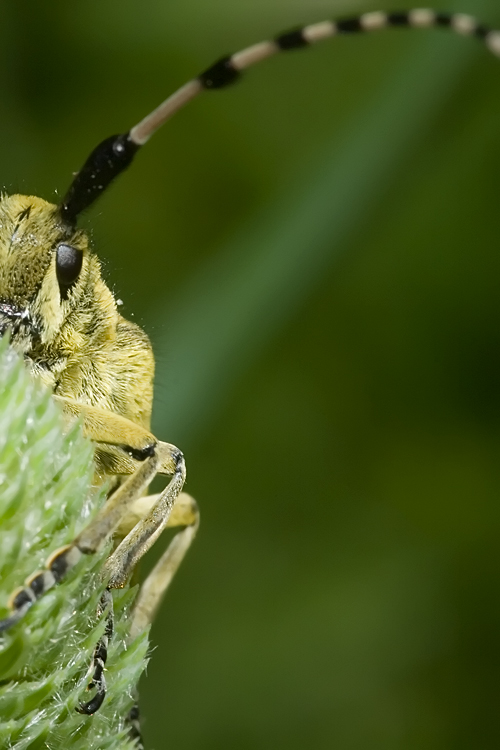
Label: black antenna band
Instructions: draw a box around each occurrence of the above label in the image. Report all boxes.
[60,134,140,224]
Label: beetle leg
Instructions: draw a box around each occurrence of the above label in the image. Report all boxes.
[128,494,199,639]
[102,443,186,591]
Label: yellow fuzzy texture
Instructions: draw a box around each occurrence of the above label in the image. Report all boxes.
[0,194,155,476]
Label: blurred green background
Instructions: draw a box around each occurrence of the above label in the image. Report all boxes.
[2,0,500,747]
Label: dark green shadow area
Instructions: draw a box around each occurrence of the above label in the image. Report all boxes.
[150,8,481,445]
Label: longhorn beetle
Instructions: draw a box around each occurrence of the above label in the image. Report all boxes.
[0,6,498,745]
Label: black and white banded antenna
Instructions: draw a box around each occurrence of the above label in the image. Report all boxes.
[60,8,500,225]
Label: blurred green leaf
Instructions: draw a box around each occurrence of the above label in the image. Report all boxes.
[151,2,485,443]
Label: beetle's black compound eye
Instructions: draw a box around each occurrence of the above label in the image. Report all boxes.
[56,244,83,297]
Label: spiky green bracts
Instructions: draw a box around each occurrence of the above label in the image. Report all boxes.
[0,339,148,750]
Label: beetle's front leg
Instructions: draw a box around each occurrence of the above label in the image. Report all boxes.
[0,403,168,634]
[0,396,188,717]
[102,441,186,588]
[116,492,200,639]
[76,440,186,714]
